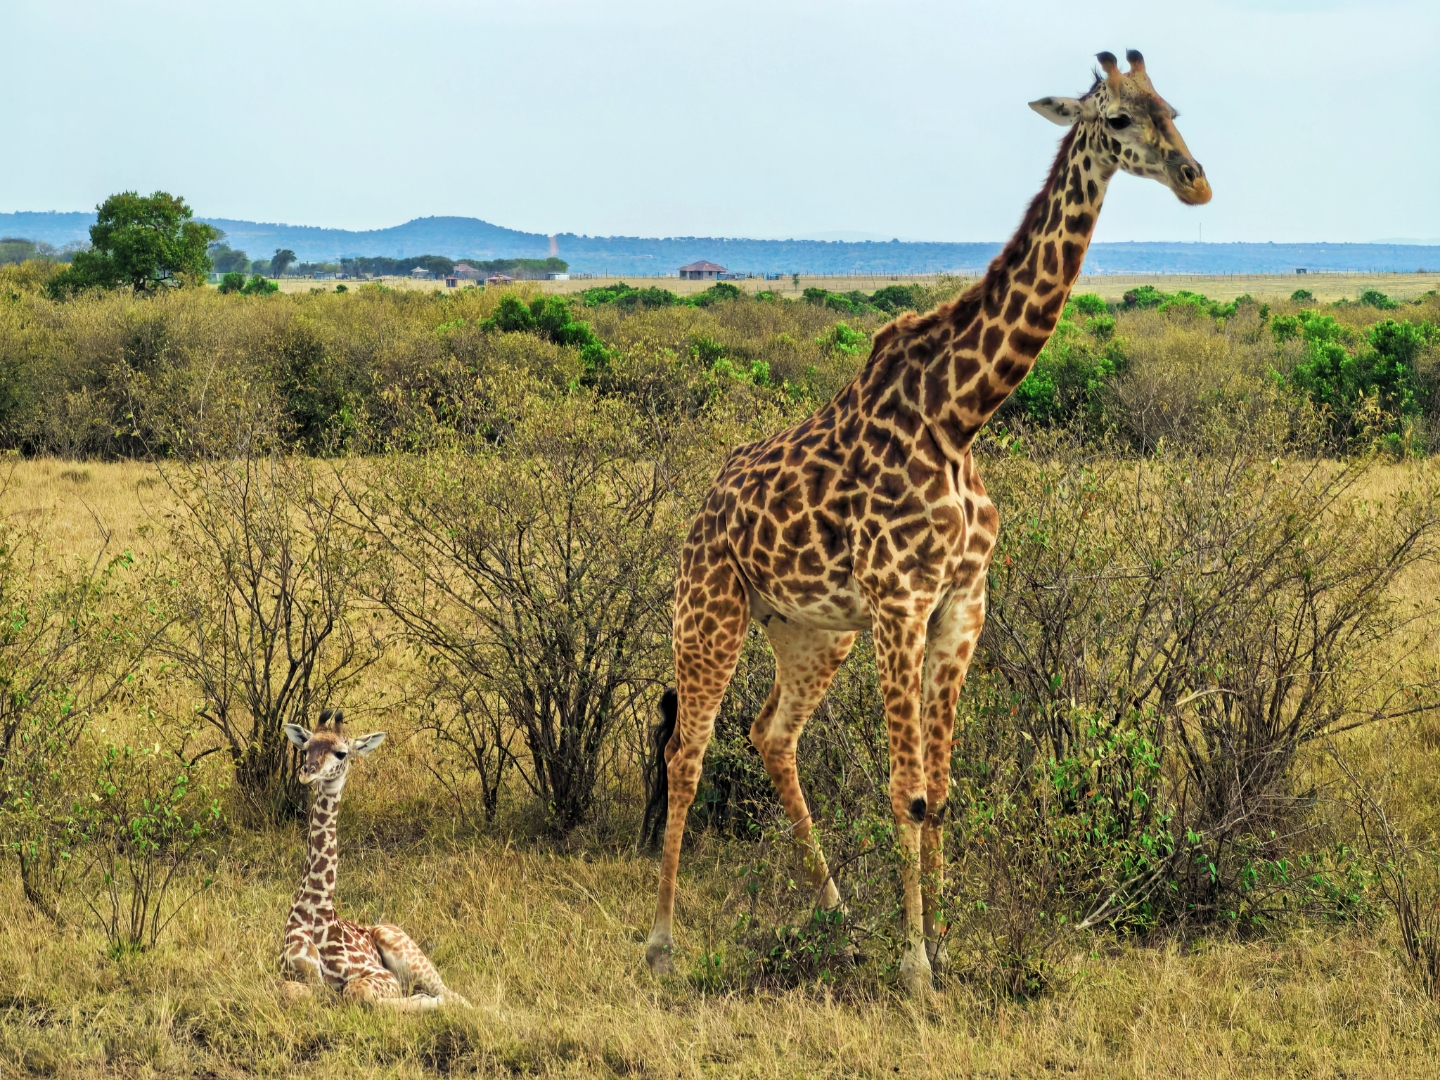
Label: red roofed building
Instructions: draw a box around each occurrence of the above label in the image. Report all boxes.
[678,260,727,280]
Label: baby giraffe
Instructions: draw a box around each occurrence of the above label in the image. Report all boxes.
[279,710,468,1010]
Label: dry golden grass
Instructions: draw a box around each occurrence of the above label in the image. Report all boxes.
[8,832,1440,1079]
[7,458,1440,1078]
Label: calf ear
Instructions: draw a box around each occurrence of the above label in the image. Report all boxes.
[352,732,387,756]
[1029,96,1086,126]
[283,724,311,748]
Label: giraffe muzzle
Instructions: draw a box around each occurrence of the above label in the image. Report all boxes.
[1171,161,1211,206]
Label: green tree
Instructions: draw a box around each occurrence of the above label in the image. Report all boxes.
[208,243,249,275]
[46,191,216,297]
[217,271,246,294]
[268,249,297,278]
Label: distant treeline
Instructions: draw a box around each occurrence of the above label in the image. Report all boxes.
[211,247,572,280]
[335,255,569,278]
[0,237,85,265]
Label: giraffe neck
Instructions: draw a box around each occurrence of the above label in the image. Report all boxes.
[290,780,344,927]
[861,120,1118,458]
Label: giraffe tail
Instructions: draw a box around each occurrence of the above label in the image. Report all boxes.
[640,687,678,851]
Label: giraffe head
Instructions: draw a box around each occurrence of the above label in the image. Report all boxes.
[283,709,387,789]
[1030,50,1211,206]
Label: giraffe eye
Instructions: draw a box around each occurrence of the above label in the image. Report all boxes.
[334,751,347,760]
[1107,115,1133,130]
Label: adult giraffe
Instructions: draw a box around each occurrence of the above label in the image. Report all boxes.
[645,50,1210,994]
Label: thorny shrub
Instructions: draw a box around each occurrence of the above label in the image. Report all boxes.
[353,386,704,835]
[157,451,385,821]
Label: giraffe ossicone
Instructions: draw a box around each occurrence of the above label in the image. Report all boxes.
[279,708,470,1011]
[644,50,1209,995]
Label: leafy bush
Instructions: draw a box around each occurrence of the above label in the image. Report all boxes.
[1002,300,1123,427]
[1359,289,1399,310]
[970,432,1440,933]
[1,264,1436,462]
[803,287,873,317]
[691,282,743,307]
[814,322,868,357]
[1292,288,1315,303]
[0,522,151,920]
[1120,286,1236,321]
[578,282,679,309]
[868,284,927,314]
[78,736,222,955]
[1279,311,1436,450]
[240,274,277,296]
[484,294,601,351]
[217,271,246,295]
[1120,285,1168,310]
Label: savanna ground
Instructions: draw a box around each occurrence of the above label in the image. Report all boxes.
[276,271,1440,305]
[4,266,1440,1077]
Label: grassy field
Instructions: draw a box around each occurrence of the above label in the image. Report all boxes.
[5,458,1440,1078]
[9,832,1440,1079]
[274,270,1440,304]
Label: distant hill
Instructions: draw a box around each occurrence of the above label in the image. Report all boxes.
[3,211,1438,277]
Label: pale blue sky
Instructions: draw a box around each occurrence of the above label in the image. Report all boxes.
[3,0,1436,243]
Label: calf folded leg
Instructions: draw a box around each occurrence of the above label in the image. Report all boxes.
[372,923,471,1007]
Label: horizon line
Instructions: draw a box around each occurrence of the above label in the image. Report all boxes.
[3,210,1440,249]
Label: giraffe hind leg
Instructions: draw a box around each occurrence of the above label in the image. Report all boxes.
[341,970,407,1005]
[372,924,471,1007]
[646,548,749,974]
[752,619,857,912]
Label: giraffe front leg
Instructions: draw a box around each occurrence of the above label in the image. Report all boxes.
[647,551,748,975]
[919,586,987,972]
[871,610,933,997]
[279,927,324,1000]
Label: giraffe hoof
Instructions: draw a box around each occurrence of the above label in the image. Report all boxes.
[899,953,934,997]
[645,941,676,975]
[830,941,859,970]
[926,939,951,975]
[279,980,314,1003]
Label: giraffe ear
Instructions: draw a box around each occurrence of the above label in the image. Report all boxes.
[1030,96,1087,126]
[284,724,311,748]
[352,732,387,757]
